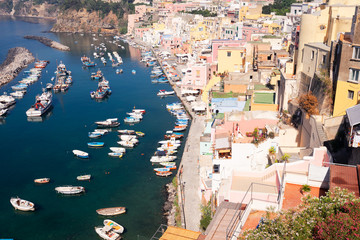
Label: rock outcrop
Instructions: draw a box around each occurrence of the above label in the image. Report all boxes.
[0,47,35,87]
[24,35,70,51]
[51,9,123,34]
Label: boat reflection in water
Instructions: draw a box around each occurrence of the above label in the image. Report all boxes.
[27,106,53,122]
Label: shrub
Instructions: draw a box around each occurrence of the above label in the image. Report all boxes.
[301,184,311,193]
[299,92,319,115]
[200,201,212,231]
[268,132,275,139]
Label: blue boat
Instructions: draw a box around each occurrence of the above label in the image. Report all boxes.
[157,79,169,83]
[87,142,105,147]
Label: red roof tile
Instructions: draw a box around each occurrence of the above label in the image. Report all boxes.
[330,165,359,197]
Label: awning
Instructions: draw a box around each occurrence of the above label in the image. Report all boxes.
[218,149,231,153]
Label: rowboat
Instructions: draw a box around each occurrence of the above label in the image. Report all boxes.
[88,142,105,147]
[108,152,123,158]
[72,150,89,159]
[156,171,172,177]
[154,168,171,172]
[77,174,91,181]
[160,162,176,167]
[96,207,126,216]
[109,147,126,153]
[10,197,35,211]
[55,186,85,195]
[135,131,145,137]
[95,226,120,240]
[34,178,50,184]
[104,219,124,233]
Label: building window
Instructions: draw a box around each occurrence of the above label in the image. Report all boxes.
[196,70,200,77]
[311,50,315,60]
[213,164,220,173]
[227,51,231,57]
[322,55,326,64]
[349,68,360,82]
[240,52,243,58]
[348,90,354,100]
[353,47,360,59]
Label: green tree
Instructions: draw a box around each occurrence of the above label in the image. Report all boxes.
[200,201,212,231]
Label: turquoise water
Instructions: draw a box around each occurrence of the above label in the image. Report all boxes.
[0,16,185,239]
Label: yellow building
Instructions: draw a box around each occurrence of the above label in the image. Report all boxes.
[152,23,166,31]
[263,22,281,35]
[333,81,360,116]
[217,47,246,73]
[238,5,266,22]
[190,22,210,42]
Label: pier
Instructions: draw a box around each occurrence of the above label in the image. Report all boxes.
[24,35,70,51]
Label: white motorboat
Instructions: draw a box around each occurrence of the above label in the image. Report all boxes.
[150,155,177,163]
[94,129,110,134]
[104,219,124,234]
[0,93,16,109]
[72,150,89,158]
[95,118,120,128]
[109,147,126,153]
[119,135,138,142]
[55,186,85,195]
[108,152,123,157]
[26,91,52,117]
[157,90,175,96]
[126,112,143,119]
[158,139,181,145]
[117,141,135,148]
[10,197,35,211]
[10,90,26,98]
[117,129,135,135]
[77,174,91,181]
[95,226,120,240]
[124,117,140,123]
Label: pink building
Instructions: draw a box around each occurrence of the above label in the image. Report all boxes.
[160,35,183,54]
[211,39,245,62]
[165,3,195,13]
[127,14,141,35]
[181,63,210,93]
[240,26,268,42]
[134,27,150,39]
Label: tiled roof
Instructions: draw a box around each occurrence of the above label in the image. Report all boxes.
[330,165,359,197]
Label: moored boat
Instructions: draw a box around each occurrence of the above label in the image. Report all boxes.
[135,131,145,137]
[117,129,135,135]
[10,197,35,211]
[72,150,89,158]
[95,226,120,240]
[55,186,85,195]
[159,162,176,167]
[95,118,120,128]
[156,171,172,177]
[96,207,126,216]
[77,174,91,181]
[26,91,52,117]
[34,178,50,184]
[88,142,105,147]
[109,147,126,153]
[104,219,124,234]
[108,152,123,158]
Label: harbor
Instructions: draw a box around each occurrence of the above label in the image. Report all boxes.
[0,16,190,240]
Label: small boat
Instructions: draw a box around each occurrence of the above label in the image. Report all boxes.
[157,90,175,96]
[10,197,35,211]
[96,207,126,216]
[109,147,126,153]
[89,132,103,138]
[117,141,135,148]
[72,150,89,159]
[154,167,171,172]
[95,226,120,240]
[95,118,120,128]
[10,90,26,98]
[55,186,85,195]
[135,131,145,137]
[11,83,28,91]
[104,219,124,233]
[34,178,50,184]
[166,165,177,170]
[77,174,91,181]
[132,109,145,114]
[117,129,135,135]
[124,117,140,124]
[94,129,109,134]
[173,126,187,132]
[160,162,176,167]
[87,142,105,147]
[132,70,136,74]
[156,171,172,177]
[46,83,53,90]
[119,134,138,141]
[108,152,123,158]
[150,155,177,163]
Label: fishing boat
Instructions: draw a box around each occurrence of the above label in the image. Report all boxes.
[91,70,103,80]
[77,174,91,181]
[104,219,124,234]
[164,134,183,139]
[81,56,96,67]
[108,152,123,158]
[96,207,126,216]
[72,150,89,159]
[126,112,143,119]
[135,131,145,137]
[156,171,172,177]
[124,117,140,124]
[117,129,135,135]
[157,90,175,96]
[26,91,52,117]
[109,147,126,153]
[34,178,50,184]
[95,226,120,240]
[10,197,35,211]
[55,186,85,195]
[88,142,105,147]
[95,118,120,128]
[160,162,176,167]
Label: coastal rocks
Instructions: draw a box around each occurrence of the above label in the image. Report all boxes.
[0,0,58,18]
[51,9,122,34]
[24,35,70,51]
[0,47,35,87]
[164,182,177,226]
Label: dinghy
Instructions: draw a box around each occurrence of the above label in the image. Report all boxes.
[87,142,105,147]
[156,171,172,177]
[10,197,35,211]
[77,174,91,181]
[72,150,89,159]
[95,226,120,240]
[34,178,50,184]
[108,152,123,158]
[104,219,124,233]
[55,186,85,195]
[96,207,126,216]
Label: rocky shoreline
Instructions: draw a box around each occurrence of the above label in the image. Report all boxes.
[24,35,70,51]
[163,182,177,226]
[0,47,35,87]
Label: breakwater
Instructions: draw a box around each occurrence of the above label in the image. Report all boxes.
[24,35,70,51]
[0,47,35,87]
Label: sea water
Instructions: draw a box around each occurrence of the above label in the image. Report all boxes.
[0,16,185,239]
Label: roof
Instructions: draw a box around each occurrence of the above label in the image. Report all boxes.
[304,42,330,52]
[329,164,359,197]
[253,92,275,104]
[160,226,202,240]
[346,104,360,127]
[215,137,230,149]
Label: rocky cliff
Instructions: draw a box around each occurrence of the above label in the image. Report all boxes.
[0,0,58,18]
[51,9,125,34]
